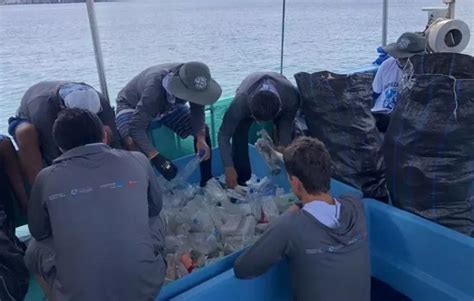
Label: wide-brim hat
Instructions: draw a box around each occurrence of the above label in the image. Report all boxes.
[167,62,222,105]
[383,32,427,59]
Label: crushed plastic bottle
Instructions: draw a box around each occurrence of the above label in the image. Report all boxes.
[204,178,228,206]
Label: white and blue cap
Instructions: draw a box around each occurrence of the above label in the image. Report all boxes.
[59,83,102,114]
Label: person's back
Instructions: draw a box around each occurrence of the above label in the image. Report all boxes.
[11,81,122,187]
[26,109,165,301]
[276,196,369,300]
[115,63,182,112]
[234,137,370,301]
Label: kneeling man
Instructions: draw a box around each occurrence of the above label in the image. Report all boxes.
[25,108,165,301]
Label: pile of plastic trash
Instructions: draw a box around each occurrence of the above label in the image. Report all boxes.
[159,173,296,282]
[159,129,295,282]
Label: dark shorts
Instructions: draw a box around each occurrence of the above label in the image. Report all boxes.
[8,116,30,138]
[116,105,193,139]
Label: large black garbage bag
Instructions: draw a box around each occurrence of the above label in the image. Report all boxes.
[384,53,474,236]
[294,71,387,200]
[0,182,29,300]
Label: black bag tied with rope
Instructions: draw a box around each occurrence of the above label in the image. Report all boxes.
[384,53,474,236]
[294,71,387,201]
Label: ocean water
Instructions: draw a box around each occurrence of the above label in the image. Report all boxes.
[0,0,473,134]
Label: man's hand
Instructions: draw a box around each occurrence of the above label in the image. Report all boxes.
[225,166,238,188]
[150,153,178,181]
[196,136,211,161]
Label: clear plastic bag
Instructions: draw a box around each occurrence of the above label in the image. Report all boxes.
[175,151,204,184]
[226,185,248,203]
[165,254,189,281]
[220,214,243,236]
[255,130,283,175]
[238,216,257,239]
[165,235,187,254]
[190,209,215,233]
[274,193,298,213]
[204,178,228,205]
[189,232,219,255]
[221,197,252,216]
[222,236,243,254]
[261,196,279,223]
[248,177,275,196]
[160,171,287,280]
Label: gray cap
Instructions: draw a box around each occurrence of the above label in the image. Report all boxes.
[383,32,427,59]
[59,83,102,114]
[167,62,222,105]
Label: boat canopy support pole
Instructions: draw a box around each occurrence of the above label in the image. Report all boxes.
[86,0,110,102]
[382,0,388,46]
[280,0,286,74]
[444,0,455,18]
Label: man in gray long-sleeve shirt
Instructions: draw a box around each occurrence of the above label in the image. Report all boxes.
[25,108,166,301]
[116,62,222,185]
[234,137,370,301]
[9,81,121,186]
[218,72,300,188]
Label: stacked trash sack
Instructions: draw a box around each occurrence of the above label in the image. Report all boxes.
[159,174,296,282]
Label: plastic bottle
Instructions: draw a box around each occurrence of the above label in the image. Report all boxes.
[173,149,206,185]
[204,178,228,205]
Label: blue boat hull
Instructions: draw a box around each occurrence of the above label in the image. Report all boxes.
[22,146,474,300]
[167,199,474,301]
[163,147,474,301]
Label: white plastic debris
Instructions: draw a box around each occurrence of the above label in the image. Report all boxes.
[161,174,290,280]
[204,178,228,205]
[255,130,284,175]
[261,196,280,223]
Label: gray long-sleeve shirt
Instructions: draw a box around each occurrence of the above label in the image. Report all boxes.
[234,196,370,301]
[17,81,121,165]
[218,72,300,167]
[116,64,206,156]
[28,144,165,301]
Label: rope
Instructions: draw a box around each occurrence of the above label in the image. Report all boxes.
[401,58,459,122]
[280,0,286,74]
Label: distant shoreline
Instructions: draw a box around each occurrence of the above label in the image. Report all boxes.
[0,0,119,5]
